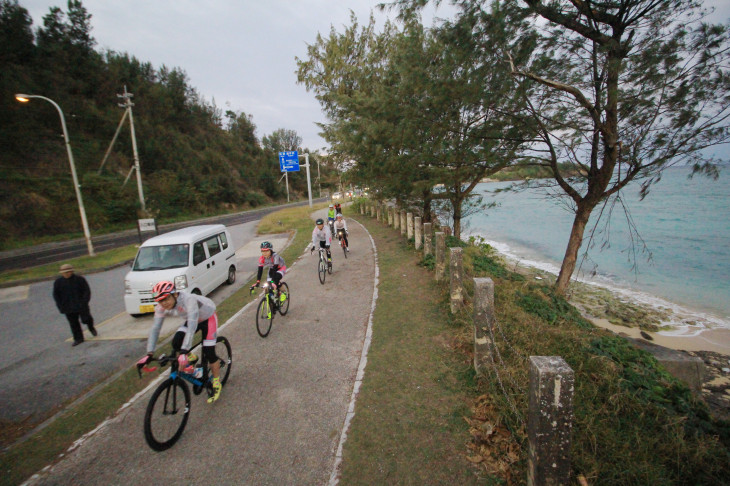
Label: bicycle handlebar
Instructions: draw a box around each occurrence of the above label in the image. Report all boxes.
[136,353,174,378]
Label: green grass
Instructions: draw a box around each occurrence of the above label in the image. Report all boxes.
[338,217,488,484]
[0,245,139,286]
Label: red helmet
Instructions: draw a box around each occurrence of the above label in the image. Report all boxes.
[152,280,176,302]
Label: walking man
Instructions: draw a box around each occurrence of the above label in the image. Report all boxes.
[52,264,97,346]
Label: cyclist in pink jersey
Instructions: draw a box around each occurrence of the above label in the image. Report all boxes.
[137,281,223,403]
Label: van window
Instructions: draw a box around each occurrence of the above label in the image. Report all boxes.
[133,244,189,271]
[219,232,228,250]
[193,242,206,265]
[205,235,221,257]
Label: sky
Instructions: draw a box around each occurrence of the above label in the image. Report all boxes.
[19,0,730,155]
[20,0,457,152]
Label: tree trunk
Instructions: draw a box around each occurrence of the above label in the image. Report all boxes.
[453,198,462,240]
[554,201,595,295]
[421,188,432,223]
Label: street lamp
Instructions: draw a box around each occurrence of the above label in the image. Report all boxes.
[15,94,95,256]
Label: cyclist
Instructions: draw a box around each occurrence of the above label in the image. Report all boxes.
[311,217,332,268]
[334,202,342,215]
[327,204,336,236]
[137,281,223,403]
[250,241,287,300]
[333,213,349,252]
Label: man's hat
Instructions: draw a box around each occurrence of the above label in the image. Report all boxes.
[59,263,74,273]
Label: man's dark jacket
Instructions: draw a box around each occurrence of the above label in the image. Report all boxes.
[53,274,91,314]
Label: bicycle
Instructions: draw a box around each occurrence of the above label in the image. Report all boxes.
[251,279,290,337]
[336,229,348,258]
[137,336,232,451]
[312,246,331,284]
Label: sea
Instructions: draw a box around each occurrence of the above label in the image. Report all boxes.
[463,165,730,335]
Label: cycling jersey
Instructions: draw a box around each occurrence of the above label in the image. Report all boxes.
[257,251,287,282]
[327,209,336,221]
[312,224,332,247]
[333,218,348,232]
[147,291,216,353]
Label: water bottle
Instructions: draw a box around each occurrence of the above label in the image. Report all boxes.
[193,366,203,379]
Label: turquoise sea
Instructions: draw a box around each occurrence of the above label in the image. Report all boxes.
[464,165,730,333]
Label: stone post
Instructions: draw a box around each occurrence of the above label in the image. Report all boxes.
[435,232,446,281]
[406,212,414,240]
[370,205,375,218]
[414,217,422,250]
[473,278,495,375]
[376,205,381,222]
[423,223,432,255]
[449,248,463,313]
[360,204,364,215]
[393,209,400,230]
[528,356,574,486]
[400,211,407,235]
[388,208,393,226]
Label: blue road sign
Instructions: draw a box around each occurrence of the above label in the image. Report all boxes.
[278,151,300,172]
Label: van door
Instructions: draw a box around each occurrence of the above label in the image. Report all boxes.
[201,233,224,293]
[189,240,210,293]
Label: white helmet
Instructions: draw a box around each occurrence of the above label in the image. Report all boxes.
[329,204,334,208]
[336,213,343,219]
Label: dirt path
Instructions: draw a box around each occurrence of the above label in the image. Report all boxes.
[25,214,375,486]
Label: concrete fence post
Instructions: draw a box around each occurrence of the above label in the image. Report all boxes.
[423,222,432,255]
[400,211,407,235]
[528,356,574,486]
[393,209,400,230]
[435,232,446,281]
[473,278,495,375]
[388,208,393,226]
[407,212,414,240]
[376,205,381,222]
[370,205,375,218]
[449,248,463,313]
[414,216,422,250]
[360,204,364,215]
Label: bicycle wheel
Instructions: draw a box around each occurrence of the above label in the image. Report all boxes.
[327,257,333,274]
[214,336,232,385]
[318,258,326,284]
[278,282,290,316]
[143,378,191,451]
[256,295,274,337]
[342,240,348,259]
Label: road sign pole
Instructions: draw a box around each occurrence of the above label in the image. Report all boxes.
[304,153,312,207]
[285,171,289,202]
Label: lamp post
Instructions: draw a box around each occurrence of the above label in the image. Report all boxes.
[15,94,95,256]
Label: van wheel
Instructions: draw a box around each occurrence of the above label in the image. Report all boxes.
[226,266,236,285]
[191,288,202,295]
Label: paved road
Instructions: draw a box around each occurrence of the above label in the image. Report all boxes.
[0,198,326,274]
[24,210,375,485]
[0,221,288,427]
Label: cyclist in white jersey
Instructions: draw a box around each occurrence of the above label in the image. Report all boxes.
[333,213,350,252]
[137,281,223,403]
[310,217,332,268]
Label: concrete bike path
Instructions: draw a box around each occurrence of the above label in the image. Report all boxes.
[25,213,376,485]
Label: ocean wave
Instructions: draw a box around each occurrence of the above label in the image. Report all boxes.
[465,230,730,335]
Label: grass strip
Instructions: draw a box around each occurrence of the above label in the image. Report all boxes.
[338,215,488,484]
[0,203,325,486]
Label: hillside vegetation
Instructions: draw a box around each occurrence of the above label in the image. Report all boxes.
[0,0,330,249]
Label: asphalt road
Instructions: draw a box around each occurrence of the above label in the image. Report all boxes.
[24,210,375,485]
[0,221,275,427]
[0,198,326,274]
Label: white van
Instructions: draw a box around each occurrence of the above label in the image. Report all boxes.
[124,224,236,315]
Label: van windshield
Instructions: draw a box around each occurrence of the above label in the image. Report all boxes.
[133,244,190,271]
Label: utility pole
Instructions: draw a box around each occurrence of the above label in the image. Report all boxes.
[117,86,146,213]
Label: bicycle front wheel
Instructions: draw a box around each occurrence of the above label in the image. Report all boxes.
[215,336,232,385]
[342,240,348,259]
[318,258,326,284]
[144,378,191,451]
[278,282,290,316]
[256,295,274,337]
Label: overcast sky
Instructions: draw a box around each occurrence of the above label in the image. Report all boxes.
[19,0,730,155]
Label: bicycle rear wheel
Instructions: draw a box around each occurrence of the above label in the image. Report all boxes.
[278,282,290,315]
[342,239,348,259]
[215,336,232,385]
[144,378,191,451]
[318,258,326,284]
[256,296,274,337]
